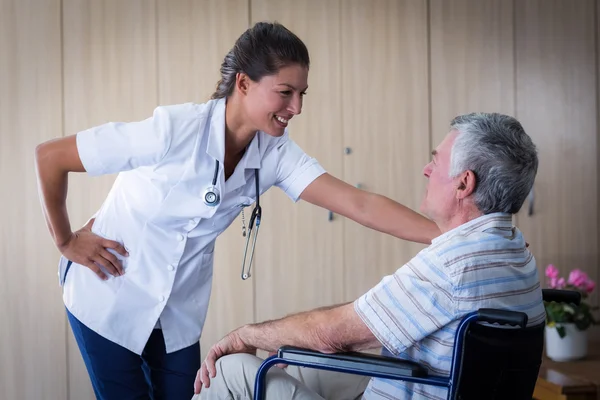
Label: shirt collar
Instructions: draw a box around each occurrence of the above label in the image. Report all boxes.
[206,97,262,170]
[431,212,514,245]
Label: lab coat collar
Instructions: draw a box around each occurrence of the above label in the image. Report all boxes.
[206,97,262,170]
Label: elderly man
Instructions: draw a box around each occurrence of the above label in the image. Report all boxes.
[193,113,546,400]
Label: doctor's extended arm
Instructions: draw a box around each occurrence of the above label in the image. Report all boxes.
[300,173,440,244]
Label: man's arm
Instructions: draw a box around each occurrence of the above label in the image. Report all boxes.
[197,302,380,392]
[243,302,381,354]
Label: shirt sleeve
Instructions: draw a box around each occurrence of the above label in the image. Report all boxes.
[353,250,456,355]
[76,106,173,176]
[274,139,326,202]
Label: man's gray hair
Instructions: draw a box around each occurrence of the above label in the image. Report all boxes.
[449,113,538,215]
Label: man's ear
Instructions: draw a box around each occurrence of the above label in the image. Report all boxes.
[235,72,251,96]
[456,170,476,200]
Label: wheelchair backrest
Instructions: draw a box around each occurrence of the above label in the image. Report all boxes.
[452,321,545,399]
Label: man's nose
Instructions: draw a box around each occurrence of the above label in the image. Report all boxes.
[423,163,432,177]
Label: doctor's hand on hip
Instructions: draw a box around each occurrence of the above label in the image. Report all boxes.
[59,218,128,280]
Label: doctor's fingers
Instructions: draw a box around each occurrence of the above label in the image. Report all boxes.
[102,239,129,258]
[80,259,108,281]
[98,248,125,275]
[88,254,121,278]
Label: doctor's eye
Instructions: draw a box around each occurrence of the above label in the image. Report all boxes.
[279,90,292,97]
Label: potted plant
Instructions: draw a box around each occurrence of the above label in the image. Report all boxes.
[544,264,597,361]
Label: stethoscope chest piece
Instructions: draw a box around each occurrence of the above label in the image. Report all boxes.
[204,159,222,207]
[203,186,221,207]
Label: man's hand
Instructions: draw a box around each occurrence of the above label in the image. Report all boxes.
[194,328,256,394]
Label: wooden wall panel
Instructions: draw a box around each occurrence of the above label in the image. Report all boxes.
[62,0,158,397]
[0,0,67,399]
[515,0,598,307]
[430,0,515,145]
[156,0,251,358]
[341,0,430,301]
[251,0,346,321]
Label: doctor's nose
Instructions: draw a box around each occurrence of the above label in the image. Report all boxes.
[288,94,303,115]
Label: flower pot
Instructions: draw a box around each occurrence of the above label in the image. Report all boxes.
[545,323,588,362]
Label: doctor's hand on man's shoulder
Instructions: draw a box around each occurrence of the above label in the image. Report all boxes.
[58,218,128,281]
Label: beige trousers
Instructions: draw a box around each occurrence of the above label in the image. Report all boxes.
[192,353,370,400]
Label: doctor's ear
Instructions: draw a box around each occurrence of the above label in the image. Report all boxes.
[456,170,476,200]
[235,72,252,96]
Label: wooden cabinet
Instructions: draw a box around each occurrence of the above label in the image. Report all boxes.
[514,0,598,307]
[249,0,432,322]
[0,1,66,399]
[341,0,430,301]
[251,0,348,323]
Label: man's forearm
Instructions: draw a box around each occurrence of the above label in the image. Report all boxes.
[241,304,343,354]
[239,302,380,354]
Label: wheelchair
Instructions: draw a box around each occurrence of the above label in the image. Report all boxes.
[254,289,580,400]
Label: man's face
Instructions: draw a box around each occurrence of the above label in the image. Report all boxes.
[420,130,461,222]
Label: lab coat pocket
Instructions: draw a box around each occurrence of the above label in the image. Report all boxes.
[57,256,73,287]
[192,250,215,307]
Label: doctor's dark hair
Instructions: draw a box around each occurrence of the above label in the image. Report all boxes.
[449,113,538,215]
[211,22,310,99]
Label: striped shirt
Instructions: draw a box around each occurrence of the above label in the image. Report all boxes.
[354,213,545,400]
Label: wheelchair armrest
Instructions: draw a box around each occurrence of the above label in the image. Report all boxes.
[542,289,581,305]
[477,309,528,328]
[277,346,428,378]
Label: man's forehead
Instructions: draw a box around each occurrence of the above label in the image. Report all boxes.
[436,130,459,153]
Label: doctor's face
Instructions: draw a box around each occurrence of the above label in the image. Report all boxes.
[244,63,308,137]
[420,130,460,222]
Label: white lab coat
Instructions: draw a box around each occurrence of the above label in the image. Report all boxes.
[59,97,325,355]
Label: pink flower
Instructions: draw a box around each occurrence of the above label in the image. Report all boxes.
[549,277,566,289]
[545,264,559,279]
[585,280,596,294]
[568,269,589,289]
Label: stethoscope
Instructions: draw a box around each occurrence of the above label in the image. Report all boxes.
[203,159,261,280]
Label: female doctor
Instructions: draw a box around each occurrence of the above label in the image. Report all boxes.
[35,22,439,400]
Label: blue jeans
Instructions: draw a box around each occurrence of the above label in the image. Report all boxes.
[67,309,200,400]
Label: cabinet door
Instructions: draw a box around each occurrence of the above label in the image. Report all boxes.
[62,1,158,398]
[430,0,515,142]
[341,0,430,302]
[157,0,251,359]
[251,0,346,321]
[515,0,598,307]
[0,1,67,399]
